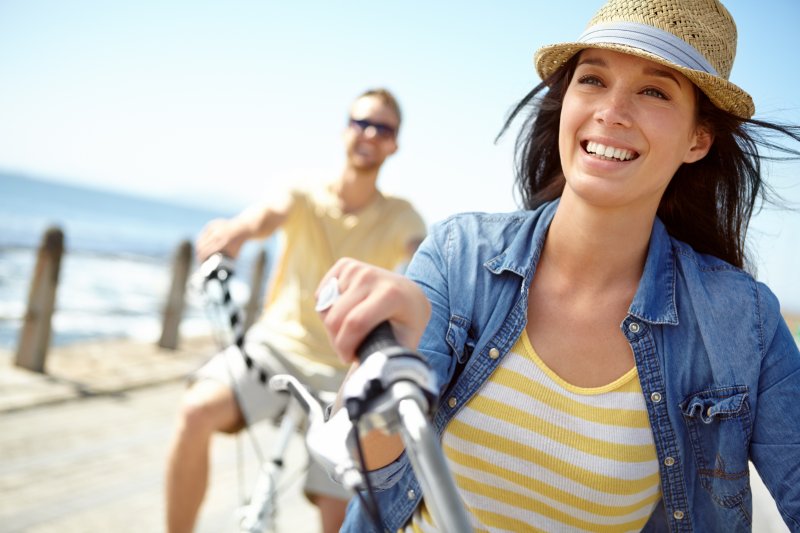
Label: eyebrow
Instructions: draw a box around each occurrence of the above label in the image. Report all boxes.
[577,55,684,88]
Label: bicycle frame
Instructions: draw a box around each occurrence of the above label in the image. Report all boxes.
[199,258,472,531]
[195,253,307,533]
[237,400,305,533]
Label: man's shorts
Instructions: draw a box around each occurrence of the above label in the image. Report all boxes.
[193,335,350,501]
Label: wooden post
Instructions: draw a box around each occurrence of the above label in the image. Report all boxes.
[244,249,267,330]
[15,226,64,372]
[158,240,192,350]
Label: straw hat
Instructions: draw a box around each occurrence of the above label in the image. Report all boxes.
[534,0,754,118]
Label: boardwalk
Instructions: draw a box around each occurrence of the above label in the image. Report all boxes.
[0,334,794,532]
[0,338,319,533]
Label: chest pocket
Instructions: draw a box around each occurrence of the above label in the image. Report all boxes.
[445,315,476,364]
[680,386,752,508]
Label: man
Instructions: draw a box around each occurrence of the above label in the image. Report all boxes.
[165,88,426,533]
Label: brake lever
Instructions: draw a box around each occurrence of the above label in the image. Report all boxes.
[268,375,365,491]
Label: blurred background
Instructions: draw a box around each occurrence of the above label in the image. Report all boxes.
[1,0,799,350]
[1,1,798,532]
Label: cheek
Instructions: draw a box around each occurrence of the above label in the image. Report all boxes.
[651,123,694,163]
[558,98,580,156]
[344,131,361,149]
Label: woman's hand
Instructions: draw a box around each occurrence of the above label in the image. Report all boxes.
[316,258,431,365]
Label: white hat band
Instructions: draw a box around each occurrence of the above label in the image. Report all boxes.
[578,21,719,76]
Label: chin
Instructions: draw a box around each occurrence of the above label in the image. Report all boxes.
[352,159,382,171]
[564,179,632,208]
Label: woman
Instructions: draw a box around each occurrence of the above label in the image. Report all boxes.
[319,0,800,531]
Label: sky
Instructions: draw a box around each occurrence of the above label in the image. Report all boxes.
[1,0,799,310]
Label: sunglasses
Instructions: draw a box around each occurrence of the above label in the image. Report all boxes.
[349,118,397,139]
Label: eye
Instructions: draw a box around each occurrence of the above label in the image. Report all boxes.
[642,87,668,100]
[577,74,604,87]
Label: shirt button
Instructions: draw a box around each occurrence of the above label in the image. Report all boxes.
[448,397,458,408]
[407,489,416,500]
[664,456,676,467]
[628,322,641,333]
[488,348,500,359]
[650,392,663,403]
[673,510,685,520]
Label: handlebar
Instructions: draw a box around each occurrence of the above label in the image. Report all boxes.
[269,320,473,532]
[344,320,437,422]
[193,253,247,350]
[194,252,236,285]
[355,320,401,360]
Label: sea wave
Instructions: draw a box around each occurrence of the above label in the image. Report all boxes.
[0,174,269,352]
[0,247,255,351]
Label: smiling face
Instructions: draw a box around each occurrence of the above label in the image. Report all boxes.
[558,49,713,213]
[343,95,399,172]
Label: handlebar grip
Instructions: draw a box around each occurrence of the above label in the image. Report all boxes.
[356,321,400,362]
[198,252,235,282]
[346,321,436,421]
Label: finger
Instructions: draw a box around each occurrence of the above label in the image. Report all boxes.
[333,288,397,362]
[318,261,377,363]
[196,236,222,263]
[195,228,220,261]
[328,265,401,361]
[319,259,366,335]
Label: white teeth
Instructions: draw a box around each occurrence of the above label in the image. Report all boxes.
[586,141,635,161]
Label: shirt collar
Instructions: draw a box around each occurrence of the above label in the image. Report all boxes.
[483,200,558,280]
[628,218,679,325]
[485,199,679,326]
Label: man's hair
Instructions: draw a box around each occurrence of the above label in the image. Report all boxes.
[497,55,800,270]
[356,88,402,129]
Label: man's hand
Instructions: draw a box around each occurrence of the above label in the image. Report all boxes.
[195,218,248,262]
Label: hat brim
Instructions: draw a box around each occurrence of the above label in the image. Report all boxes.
[535,42,755,119]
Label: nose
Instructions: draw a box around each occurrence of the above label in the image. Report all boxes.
[361,125,380,139]
[594,89,633,127]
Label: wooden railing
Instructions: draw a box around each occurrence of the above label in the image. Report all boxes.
[14,229,267,372]
[15,227,64,372]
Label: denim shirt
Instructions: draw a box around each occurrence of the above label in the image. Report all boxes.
[341,200,800,533]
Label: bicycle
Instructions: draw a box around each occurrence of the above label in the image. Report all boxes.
[270,281,474,533]
[193,253,336,533]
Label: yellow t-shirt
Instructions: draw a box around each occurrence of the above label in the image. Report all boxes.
[256,184,426,368]
[406,330,661,532]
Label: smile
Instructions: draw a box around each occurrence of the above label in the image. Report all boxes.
[355,145,375,156]
[584,141,638,161]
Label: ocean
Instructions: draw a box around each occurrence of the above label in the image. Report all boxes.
[0,173,268,351]
[2,172,797,354]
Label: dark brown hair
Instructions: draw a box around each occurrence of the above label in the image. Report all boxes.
[498,55,800,269]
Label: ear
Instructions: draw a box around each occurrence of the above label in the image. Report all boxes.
[684,124,714,164]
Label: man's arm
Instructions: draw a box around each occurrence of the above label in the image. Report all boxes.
[195,189,294,261]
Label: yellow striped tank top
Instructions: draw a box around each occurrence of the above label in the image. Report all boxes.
[404,330,661,532]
